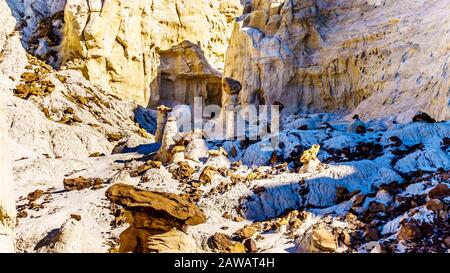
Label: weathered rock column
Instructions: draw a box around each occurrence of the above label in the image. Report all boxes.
[155,105,172,143]
[155,117,179,164]
[0,97,15,253]
[106,184,206,253]
[221,78,242,139]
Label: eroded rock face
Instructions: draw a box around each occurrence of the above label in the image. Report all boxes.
[62,0,243,105]
[149,41,222,108]
[224,0,450,121]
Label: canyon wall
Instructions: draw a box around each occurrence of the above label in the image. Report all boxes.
[0,95,15,253]
[61,0,242,105]
[0,1,20,252]
[224,0,450,121]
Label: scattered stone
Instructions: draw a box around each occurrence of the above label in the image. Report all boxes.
[63,177,103,191]
[13,70,55,99]
[398,223,421,242]
[353,194,366,207]
[208,233,245,253]
[209,147,228,157]
[428,184,450,200]
[244,239,258,253]
[199,166,218,184]
[89,152,104,158]
[389,136,403,147]
[17,210,28,218]
[426,199,444,211]
[289,219,303,229]
[300,144,320,164]
[444,237,450,248]
[70,214,82,221]
[27,190,44,202]
[364,227,379,241]
[412,111,436,123]
[172,162,195,181]
[336,187,350,203]
[208,233,234,252]
[297,226,338,253]
[253,186,267,194]
[236,226,257,239]
[106,133,125,142]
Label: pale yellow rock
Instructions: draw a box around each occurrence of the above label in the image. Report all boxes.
[62,0,243,105]
[0,0,21,252]
[147,229,198,253]
[224,0,450,122]
[155,105,172,143]
[155,118,179,164]
[300,144,320,164]
[296,226,338,253]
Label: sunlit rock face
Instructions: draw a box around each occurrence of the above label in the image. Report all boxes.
[0,0,23,253]
[0,97,16,253]
[224,0,450,122]
[61,0,242,105]
[149,41,223,108]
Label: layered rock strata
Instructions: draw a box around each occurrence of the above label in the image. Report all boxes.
[224,0,450,121]
[61,0,243,105]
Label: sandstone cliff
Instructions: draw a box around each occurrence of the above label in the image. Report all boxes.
[0,96,15,253]
[224,0,450,121]
[149,41,222,108]
[0,0,26,252]
[61,0,242,105]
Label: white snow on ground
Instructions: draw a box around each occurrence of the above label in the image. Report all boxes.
[9,110,450,253]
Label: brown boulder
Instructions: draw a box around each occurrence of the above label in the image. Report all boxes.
[105,184,206,227]
[208,233,245,253]
[428,184,450,200]
[63,177,103,191]
[235,226,257,239]
[426,199,444,211]
[209,233,234,252]
[398,223,421,242]
[244,239,258,253]
[27,189,44,202]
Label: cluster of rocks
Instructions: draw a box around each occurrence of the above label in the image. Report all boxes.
[16,188,54,219]
[13,55,55,99]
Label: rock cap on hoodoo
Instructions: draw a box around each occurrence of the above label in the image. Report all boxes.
[105,184,206,226]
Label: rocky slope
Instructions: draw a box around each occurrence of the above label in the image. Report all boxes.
[224,0,450,122]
